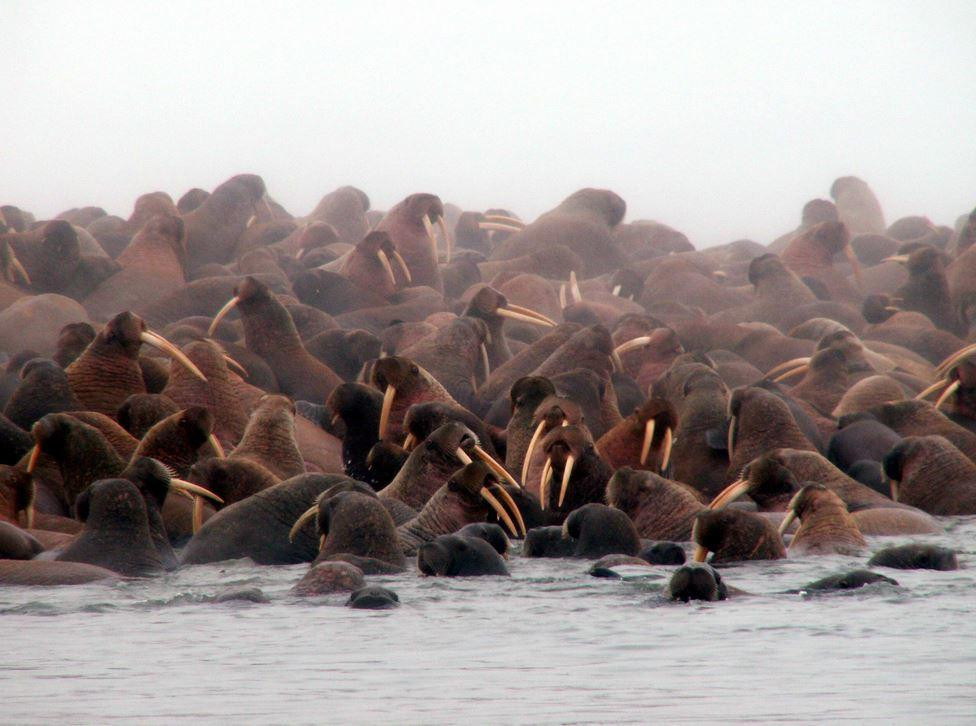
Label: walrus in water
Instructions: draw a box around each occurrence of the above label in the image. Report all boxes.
[692,509,786,564]
[777,484,867,556]
[668,564,729,602]
[417,533,510,577]
[605,467,703,541]
[562,503,640,559]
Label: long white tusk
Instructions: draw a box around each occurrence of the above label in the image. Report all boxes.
[934,380,961,410]
[480,343,491,381]
[936,343,976,378]
[26,444,41,473]
[692,545,709,563]
[559,284,567,309]
[140,331,207,382]
[522,420,546,486]
[403,433,417,451]
[611,349,624,373]
[844,245,863,288]
[289,504,319,542]
[377,250,397,289]
[437,216,452,263]
[378,385,397,440]
[482,214,525,228]
[881,255,910,264]
[478,222,523,234]
[569,270,582,304]
[727,415,736,458]
[170,478,224,504]
[222,354,248,378]
[612,284,622,297]
[539,457,553,510]
[639,419,656,466]
[708,478,749,510]
[504,303,558,327]
[557,454,575,508]
[191,497,206,534]
[773,364,808,383]
[423,216,438,259]
[480,488,518,538]
[391,249,412,283]
[496,307,556,328]
[660,427,673,472]
[915,378,949,401]
[765,357,811,379]
[777,509,798,537]
[208,296,240,337]
[207,434,225,458]
[614,336,652,357]
[455,447,473,466]
[889,478,899,502]
[489,483,526,536]
[474,445,520,490]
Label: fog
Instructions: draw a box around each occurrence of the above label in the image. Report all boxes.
[4,1,975,246]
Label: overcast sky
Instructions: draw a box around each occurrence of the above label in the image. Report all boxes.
[4,1,975,246]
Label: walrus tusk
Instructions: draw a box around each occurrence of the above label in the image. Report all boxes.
[390,249,412,283]
[522,420,546,486]
[482,214,525,228]
[884,306,901,313]
[692,545,709,563]
[915,378,949,401]
[423,216,438,258]
[727,415,736,458]
[480,343,491,381]
[480,488,519,538]
[377,250,397,289]
[4,250,31,287]
[25,503,35,529]
[708,478,749,510]
[889,477,900,502]
[455,447,474,466]
[437,215,452,263]
[378,385,396,440]
[765,357,811,379]
[660,427,673,472]
[489,483,526,537]
[473,445,520,490]
[777,509,798,538]
[558,284,567,309]
[612,284,622,297]
[191,496,205,534]
[296,247,307,260]
[222,354,249,378]
[170,478,224,504]
[289,504,319,542]
[615,336,653,357]
[569,270,582,304]
[478,222,523,234]
[773,364,808,383]
[639,419,656,466]
[557,454,575,508]
[539,457,553,510]
[844,245,863,287]
[611,350,624,373]
[882,254,910,264]
[140,331,207,382]
[246,214,257,228]
[504,303,557,327]
[26,444,41,473]
[935,343,976,378]
[208,296,240,337]
[207,434,225,458]
[402,433,416,451]
[934,380,961,410]
[495,307,556,328]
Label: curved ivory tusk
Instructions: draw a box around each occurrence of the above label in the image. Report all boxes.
[423,216,437,258]
[539,457,553,511]
[207,434,225,458]
[660,427,673,472]
[377,250,397,289]
[881,255,910,264]
[692,545,709,563]
[934,380,961,410]
[612,284,622,297]
[289,504,319,542]
[140,331,207,382]
[25,503,35,530]
[844,245,863,287]
[773,364,808,383]
[480,488,518,538]
[437,216,452,263]
[708,478,749,510]
[935,343,976,378]
[610,350,624,373]
[777,509,798,537]
[26,444,41,473]
[496,307,555,328]
[727,415,736,458]
[765,357,811,378]
[455,447,474,466]
[615,336,653,357]
[482,214,525,228]
[221,354,248,378]
[504,304,558,327]
[480,343,491,381]
[522,420,546,486]
[639,419,656,467]
[489,483,526,537]
[8,254,31,287]
[558,284,567,309]
[478,222,523,234]
[192,496,205,534]
[569,270,582,304]
[208,296,240,337]
[390,249,412,283]
[473,445,520,491]
[889,478,899,502]
[170,478,224,504]
[557,454,575,508]
[915,378,949,401]
[378,385,396,440]
[402,433,417,451]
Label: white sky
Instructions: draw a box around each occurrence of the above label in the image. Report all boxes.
[3,1,975,247]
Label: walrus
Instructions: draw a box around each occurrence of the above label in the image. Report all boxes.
[370,356,461,444]
[3,358,81,429]
[116,393,181,440]
[324,383,383,485]
[131,406,223,478]
[726,387,816,484]
[56,478,164,576]
[595,399,676,474]
[830,176,885,237]
[562,503,640,559]
[606,467,703,541]
[302,490,406,574]
[418,533,510,577]
[777,484,867,556]
[668,564,729,602]
[692,508,787,564]
[376,193,450,292]
[883,435,976,515]
[229,395,305,480]
[537,424,612,520]
[182,173,269,271]
[867,544,958,571]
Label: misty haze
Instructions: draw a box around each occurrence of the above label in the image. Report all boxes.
[2,2,976,724]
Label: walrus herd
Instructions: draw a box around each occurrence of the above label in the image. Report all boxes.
[0,175,973,604]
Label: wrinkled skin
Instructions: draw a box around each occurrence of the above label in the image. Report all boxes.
[606,468,703,541]
[693,509,787,564]
[562,503,640,559]
[418,534,509,576]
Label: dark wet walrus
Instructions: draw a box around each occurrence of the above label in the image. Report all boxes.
[417,533,510,576]
[692,508,787,564]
